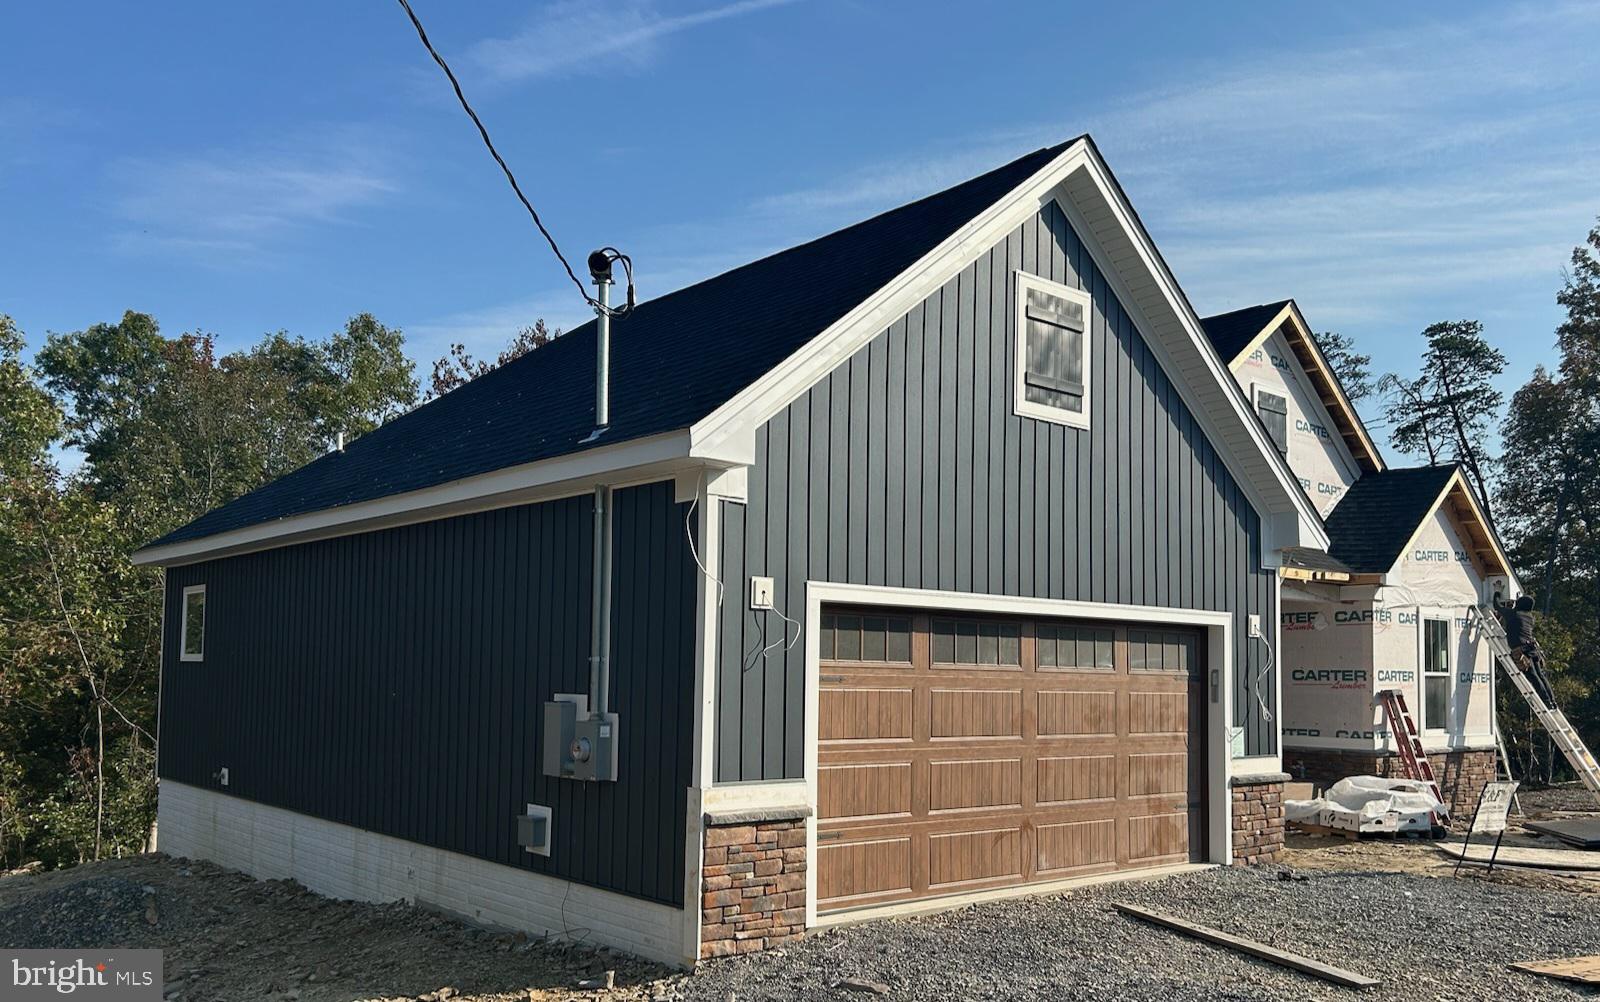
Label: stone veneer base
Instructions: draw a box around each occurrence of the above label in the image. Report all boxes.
[1230,773,1288,865]
[699,811,808,958]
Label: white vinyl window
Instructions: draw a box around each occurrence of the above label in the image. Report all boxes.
[180,585,206,662]
[1422,618,1450,731]
[1255,386,1289,456]
[1014,271,1091,429]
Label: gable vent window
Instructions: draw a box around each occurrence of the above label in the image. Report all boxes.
[180,584,206,662]
[1014,271,1092,430]
[1256,387,1289,456]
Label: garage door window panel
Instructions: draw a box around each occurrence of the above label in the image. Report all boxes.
[1037,623,1114,672]
[931,618,1020,669]
[823,612,912,666]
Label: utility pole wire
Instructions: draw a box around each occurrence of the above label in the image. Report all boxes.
[393,0,599,313]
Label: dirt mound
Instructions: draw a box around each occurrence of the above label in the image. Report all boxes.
[0,874,165,948]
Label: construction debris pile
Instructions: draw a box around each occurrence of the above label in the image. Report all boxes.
[1285,776,1444,835]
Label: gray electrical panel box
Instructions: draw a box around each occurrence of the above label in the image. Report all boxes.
[542,698,579,778]
[571,713,619,782]
[542,694,619,782]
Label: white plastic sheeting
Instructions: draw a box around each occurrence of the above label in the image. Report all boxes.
[1285,775,1445,832]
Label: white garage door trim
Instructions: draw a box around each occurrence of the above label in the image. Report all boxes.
[800,582,1238,929]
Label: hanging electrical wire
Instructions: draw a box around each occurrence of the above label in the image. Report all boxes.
[393,0,633,318]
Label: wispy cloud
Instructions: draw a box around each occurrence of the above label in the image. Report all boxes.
[110,130,400,261]
[470,0,798,82]
[404,291,590,364]
[747,2,1600,362]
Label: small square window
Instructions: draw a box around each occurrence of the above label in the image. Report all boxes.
[1255,387,1289,456]
[180,585,206,662]
[1014,272,1092,430]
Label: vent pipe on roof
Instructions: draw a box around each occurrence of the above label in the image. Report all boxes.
[586,250,613,439]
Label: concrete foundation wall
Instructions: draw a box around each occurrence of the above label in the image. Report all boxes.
[157,780,691,967]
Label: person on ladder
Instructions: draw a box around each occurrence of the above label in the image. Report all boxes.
[1497,595,1557,708]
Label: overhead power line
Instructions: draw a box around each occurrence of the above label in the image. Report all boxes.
[393,0,624,316]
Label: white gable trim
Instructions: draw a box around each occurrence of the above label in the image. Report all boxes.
[1381,467,1515,585]
[689,140,1327,552]
[1223,300,1385,475]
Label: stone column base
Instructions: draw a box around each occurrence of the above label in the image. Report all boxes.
[1230,773,1287,865]
[699,807,809,959]
[1283,747,1498,819]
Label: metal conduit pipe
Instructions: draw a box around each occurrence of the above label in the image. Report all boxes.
[589,483,613,716]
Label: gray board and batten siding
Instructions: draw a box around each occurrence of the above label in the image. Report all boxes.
[715,200,1277,782]
[159,480,697,907]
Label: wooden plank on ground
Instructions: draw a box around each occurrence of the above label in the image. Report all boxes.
[1112,903,1380,990]
[1510,956,1600,986]
[1524,818,1600,849]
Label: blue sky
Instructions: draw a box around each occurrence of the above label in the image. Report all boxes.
[4,1,1598,441]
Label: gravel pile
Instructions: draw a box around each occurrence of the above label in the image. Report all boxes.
[1521,784,1600,816]
[683,865,1600,1001]
[0,875,167,948]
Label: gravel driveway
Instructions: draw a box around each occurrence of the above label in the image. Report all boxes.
[683,865,1600,1001]
[4,849,1599,1000]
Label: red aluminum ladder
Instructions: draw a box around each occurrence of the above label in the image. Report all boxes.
[1377,689,1449,824]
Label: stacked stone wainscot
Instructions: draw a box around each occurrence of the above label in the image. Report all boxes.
[700,807,810,959]
[1230,773,1287,865]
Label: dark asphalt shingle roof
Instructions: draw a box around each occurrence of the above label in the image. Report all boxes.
[1323,465,1459,574]
[1198,301,1290,364]
[149,139,1080,549]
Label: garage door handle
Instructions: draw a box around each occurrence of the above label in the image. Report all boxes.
[818,831,843,840]
[821,674,845,683]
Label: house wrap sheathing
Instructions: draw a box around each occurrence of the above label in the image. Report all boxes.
[1281,505,1496,751]
[1199,301,1515,812]
[1234,329,1361,517]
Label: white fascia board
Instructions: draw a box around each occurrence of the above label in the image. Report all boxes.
[688,141,1093,463]
[689,138,1328,556]
[1064,148,1328,552]
[133,429,707,568]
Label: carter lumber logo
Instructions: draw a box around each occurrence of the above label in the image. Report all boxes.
[4,950,160,999]
[1291,668,1368,689]
[1295,417,1330,440]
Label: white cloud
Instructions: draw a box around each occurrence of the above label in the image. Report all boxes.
[745,1,1600,378]
[471,0,798,82]
[110,130,399,261]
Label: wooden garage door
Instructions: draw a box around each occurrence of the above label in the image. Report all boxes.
[815,608,1208,913]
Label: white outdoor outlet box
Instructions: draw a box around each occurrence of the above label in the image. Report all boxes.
[749,576,776,610]
[217,767,229,787]
[1248,614,1262,638]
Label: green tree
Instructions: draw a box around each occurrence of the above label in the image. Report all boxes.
[427,319,559,399]
[1311,330,1374,402]
[40,313,418,537]
[1379,320,1506,506]
[1496,218,1600,783]
[1,316,153,866]
[3,310,418,868]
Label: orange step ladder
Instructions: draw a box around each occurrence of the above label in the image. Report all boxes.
[1377,689,1449,825]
